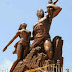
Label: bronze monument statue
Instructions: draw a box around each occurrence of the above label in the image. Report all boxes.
[3,23,31,72]
[3,0,63,72]
[30,0,62,59]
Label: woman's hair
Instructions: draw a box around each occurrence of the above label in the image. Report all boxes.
[18,23,27,30]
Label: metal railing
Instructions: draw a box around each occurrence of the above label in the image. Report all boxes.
[0,60,70,72]
[25,60,63,72]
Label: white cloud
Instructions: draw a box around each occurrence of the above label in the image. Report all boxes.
[0,58,13,71]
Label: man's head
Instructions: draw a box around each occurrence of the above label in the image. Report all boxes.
[37,9,44,18]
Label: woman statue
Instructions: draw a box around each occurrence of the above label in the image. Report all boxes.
[3,23,31,72]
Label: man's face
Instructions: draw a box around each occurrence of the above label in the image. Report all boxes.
[37,9,44,17]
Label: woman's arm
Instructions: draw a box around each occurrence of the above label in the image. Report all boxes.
[47,4,62,18]
[3,31,20,52]
[52,5,62,18]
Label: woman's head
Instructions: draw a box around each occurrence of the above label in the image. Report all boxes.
[37,9,44,18]
[19,23,27,30]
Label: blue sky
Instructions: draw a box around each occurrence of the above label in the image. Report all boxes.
[0,0,72,72]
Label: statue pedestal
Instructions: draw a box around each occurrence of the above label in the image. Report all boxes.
[13,44,63,72]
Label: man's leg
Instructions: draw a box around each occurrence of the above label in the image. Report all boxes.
[44,40,53,59]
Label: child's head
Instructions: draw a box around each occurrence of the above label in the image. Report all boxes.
[48,0,53,4]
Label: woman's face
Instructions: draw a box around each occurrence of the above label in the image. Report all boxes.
[21,26,25,29]
[20,24,26,29]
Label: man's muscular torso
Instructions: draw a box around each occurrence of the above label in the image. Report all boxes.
[33,15,52,39]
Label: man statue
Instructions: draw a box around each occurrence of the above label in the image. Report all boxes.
[31,0,62,59]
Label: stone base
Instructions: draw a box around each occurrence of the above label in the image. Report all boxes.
[12,46,63,72]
